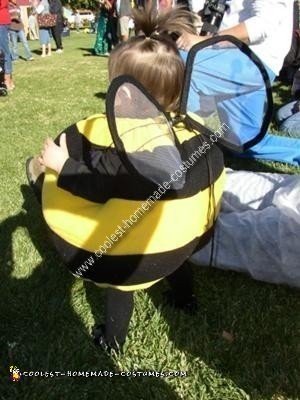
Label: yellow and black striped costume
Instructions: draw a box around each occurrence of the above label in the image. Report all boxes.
[42,113,225,291]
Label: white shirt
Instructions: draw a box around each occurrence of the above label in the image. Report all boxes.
[189,0,294,74]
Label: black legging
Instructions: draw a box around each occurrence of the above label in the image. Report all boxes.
[105,288,134,346]
[104,262,194,346]
[51,23,63,50]
[166,261,194,306]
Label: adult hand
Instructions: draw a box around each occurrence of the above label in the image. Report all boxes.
[104,0,112,10]
[39,133,69,174]
[176,32,209,52]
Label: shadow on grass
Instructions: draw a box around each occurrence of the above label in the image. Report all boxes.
[31,49,42,56]
[146,175,300,397]
[94,92,107,100]
[77,47,95,56]
[0,185,180,400]
[148,243,300,398]
[78,47,95,55]
[224,153,300,174]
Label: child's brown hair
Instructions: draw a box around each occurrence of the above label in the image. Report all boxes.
[108,3,196,112]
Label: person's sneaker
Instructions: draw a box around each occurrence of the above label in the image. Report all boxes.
[27,57,34,61]
[0,85,7,96]
[56,49,63,54]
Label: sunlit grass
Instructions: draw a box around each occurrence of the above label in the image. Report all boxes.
[0,32,299,400]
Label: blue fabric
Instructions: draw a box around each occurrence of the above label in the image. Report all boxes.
[180,48,300,165]
[39,28,51,45]
[0,25,12,74]
[9,29,33,60]
[276,101,300,138]
[239,133,300,166]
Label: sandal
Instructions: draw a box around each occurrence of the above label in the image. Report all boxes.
[25,157,45,203]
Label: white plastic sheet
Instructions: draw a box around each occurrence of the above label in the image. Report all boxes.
[190,169,300,288]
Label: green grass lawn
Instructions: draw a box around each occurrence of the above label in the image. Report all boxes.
[0,33,299,400]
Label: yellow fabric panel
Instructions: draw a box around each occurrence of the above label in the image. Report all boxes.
[42,170,225,255]
[94,277,162,292]
[43,114,224,255]
[115,116,175,152]
[76,114,115,147]
[74,114,200,147]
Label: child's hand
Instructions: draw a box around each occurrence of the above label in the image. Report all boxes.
[39,133,69,174]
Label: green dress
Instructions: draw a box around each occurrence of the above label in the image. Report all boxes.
[94,9,110,55]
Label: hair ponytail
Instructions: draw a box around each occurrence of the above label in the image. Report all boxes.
[132,1,197,39]
[109,2,197,111]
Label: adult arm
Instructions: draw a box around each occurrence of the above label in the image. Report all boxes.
[177,0,289,51]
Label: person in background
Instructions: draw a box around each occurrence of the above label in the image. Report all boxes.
[35,0,52,57]
[49,0,63,52]
[8,0,34,61]
[276,99,300,138]
[107,0,118,48]
[158,0,173,11]
[28,10,39,40]
[74,9,80,32]
[177,0,300,167]
[117,0,132,42]
[190,168,300,289]
[276,64,300,138]
[94,0,112,55]
[0,0,14,90]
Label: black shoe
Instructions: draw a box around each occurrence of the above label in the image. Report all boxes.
[91,324,123,353]
[163,290,199,315]
[0,85,7,96]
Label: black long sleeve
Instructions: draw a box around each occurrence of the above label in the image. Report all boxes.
[57,154,121,203]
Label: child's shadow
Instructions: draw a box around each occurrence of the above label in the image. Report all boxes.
[1,185,180,400]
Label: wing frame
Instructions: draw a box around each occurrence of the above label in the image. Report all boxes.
[179,35,274,153]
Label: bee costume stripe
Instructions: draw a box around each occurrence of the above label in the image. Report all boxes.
[43,111,225,290]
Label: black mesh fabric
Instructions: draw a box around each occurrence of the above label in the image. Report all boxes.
[112,81,185,190]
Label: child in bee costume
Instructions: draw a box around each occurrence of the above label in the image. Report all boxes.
[26,4,272,351]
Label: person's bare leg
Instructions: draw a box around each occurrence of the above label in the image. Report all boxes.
[4,73,14,90]
[47,43,52,56]
[41,44,46,57]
